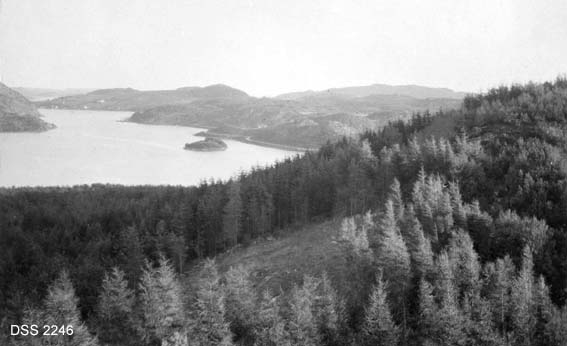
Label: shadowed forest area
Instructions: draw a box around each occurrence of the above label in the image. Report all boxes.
[2,78,567,345]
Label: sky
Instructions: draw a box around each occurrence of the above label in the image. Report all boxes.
[1,0,566,97]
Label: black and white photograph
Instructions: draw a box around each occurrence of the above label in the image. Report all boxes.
[1,0,567,345]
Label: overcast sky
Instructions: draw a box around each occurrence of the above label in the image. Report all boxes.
[1,0,566,96]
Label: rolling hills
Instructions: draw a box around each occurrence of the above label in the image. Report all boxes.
[0,83,54,132]
[39,83,463,149]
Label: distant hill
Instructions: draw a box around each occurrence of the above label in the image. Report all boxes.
[14,87,95,101]
[38,84,249,111]
[38,82,461,149]
[0,83,55,132]
[129,93,460,149]
[276,83,466,100]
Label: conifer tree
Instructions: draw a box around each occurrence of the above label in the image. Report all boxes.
[418,278,438,344]
[190,259,233,346]
[340,214,370,256]
[139,256,186,346]
[373,200,411,291]
[483,256,515,337]
[42,270,99,346]
[224,265,257,342]
[461,292,505,346]
[288,276,320,346]
[402,205,434,279]
[361,272,399,346]
[373,199,411,334]
[431,252,466,345]
[388,178,404,222]
[448,182,467,230]
[545,304,567,346]
[448,230,481,298]
[510,246,535,346]
[434,251,456,307]
[223,181,242,248]
[315,273,345,346]
[97,267,140,346]
[532,276,554,346]
[254,290,290,346]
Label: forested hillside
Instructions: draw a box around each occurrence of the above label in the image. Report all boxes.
[1,78,567,345]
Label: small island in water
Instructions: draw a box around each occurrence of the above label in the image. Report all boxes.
[184,137,228,151]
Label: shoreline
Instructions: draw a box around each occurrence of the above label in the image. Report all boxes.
[193,130,313,152]
[39,107,314,152]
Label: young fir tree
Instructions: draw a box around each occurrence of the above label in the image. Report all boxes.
[402,205,434,280]
[483,256,515,338]
[434,251,456,307]
[361,272,400,346]
[532,276,555,346]
[315,273,345,346]
[222,181,242,249]
[97,267,140,346]
[42,270,99,346]
[139,256,186,346]
[545,304,567,346]
[418,278,438,344]
[510,246,535,346]
[448,230,481,299]
[461,292,505,346]
[190,259,233,346]
[372,199,411,337]
[432,252,466,346]
[224,265,257,342]
[388,178,404,222]
[288,276,320,346]
[448,182,467,230]
[254,290,290,346]
[373,200,411,295]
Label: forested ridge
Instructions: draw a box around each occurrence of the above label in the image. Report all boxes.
[1,78,567,345]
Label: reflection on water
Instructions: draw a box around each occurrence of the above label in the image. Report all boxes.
[0,109,295,187]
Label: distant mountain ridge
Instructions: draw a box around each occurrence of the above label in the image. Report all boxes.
[276,83,466,100]
[14,87,95,102]
[38,84,248,111]
[0,83,54,132]
[39,82,463,148]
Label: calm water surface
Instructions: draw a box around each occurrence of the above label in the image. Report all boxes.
[0,109,296,187]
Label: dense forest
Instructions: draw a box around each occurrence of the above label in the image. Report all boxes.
[1,78,567,345]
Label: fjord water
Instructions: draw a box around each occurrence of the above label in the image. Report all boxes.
[0,109,295,187]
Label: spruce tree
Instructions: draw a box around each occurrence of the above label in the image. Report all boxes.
[97,267,140,346]
[42,270,99,346]
[288,276,320,346]
[418,278,438,344]
[361,272,399,346]
[448,182,467,230]
[254,290,290,346]
[402,205,434,279]
[315,273,344,346]
[510,246,535,346]
[223,181,242,248]
[373,199,411,336]
[139,256,186,346]
[224,265,257,342]
[532,276,554,346]
[373,200,411,294]
[388,178,404,222]
[461,292,505,346]
[190,259,233,346]
[545,304,567,346]
[483,256,515,338]
[448,230,481,299]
